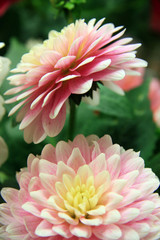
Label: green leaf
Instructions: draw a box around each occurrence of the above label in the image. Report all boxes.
[64,2,75,10]
[93,84,133,119]
[5,38,27,70]
[0,172,9,184]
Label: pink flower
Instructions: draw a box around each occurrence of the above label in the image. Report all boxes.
[5,19,147,144]
[0,0,20,16]
[149,78,160,127]
[0,134,160,240]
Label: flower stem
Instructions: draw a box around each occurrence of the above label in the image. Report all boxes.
[68,99,76,140]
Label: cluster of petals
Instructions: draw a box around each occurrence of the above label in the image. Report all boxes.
[5,18,147,143]
[0,134,160,240]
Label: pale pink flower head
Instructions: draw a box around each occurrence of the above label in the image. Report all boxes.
[149,78,160,127]
[5,19,147,144]
[0,134,160,240]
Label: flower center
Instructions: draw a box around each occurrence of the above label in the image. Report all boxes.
[55,168,103,219]
[65,175,96,215]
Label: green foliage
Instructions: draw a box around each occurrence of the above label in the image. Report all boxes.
[71,79,157,163]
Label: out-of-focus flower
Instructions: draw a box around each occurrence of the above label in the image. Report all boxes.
[151,0,160,33]
[0,42,11,120]
[115,67,144,91]
[6,19,147,143]
[0,0,20,16]
[0,137,8,167]
[0,42,11,86]
[149,78,160,127]
[0,134,160,240]
[115,67,160,127]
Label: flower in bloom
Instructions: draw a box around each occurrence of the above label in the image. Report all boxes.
[0,134,160,240]
[0,137,8,167]
[5,18,147,143]
[149,78,160,127]
[0,0,20,16]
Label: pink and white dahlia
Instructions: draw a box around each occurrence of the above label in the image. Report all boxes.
[5,19,147,143]
[0,134,160,240]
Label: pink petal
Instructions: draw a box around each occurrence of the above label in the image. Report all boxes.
[41,208,64,224]
[24,215,41,238]
[103,209,121,224]
[93,224,122,239]
[58,212,79,225]
[106,154,121,179]
[52,223,73,238]
[42,103,66,137]
[39,159,57,175]
[129,222,150,238]
[97,135,113,152]
[101,192,123,211]
[80,216,103,226]
[54,55,76,69]
[120,189,141,208]
[22,201,43,217]
[49,85,70,119]
[40,50,62,65]
[69,77,93,94]
[89,153,107,175]
[0,204,14,224]
[39,70,61,87]
[6,222,27,238]
[41,144,56,163]
[72,134,91,162]
[1,188,18,205]
[39,173,57,194]
[56,161,75,179]
[67,148,86,172]
[35,220,56,237]
[19,104,42,130]
[70,224,92,238]
[30,190,50,207]
[120,225,139,240]
[56,140,72,164]
[118,207,140,224]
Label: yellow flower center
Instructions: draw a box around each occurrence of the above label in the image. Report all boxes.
[65,175,96,215]
[55,165,108,219]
